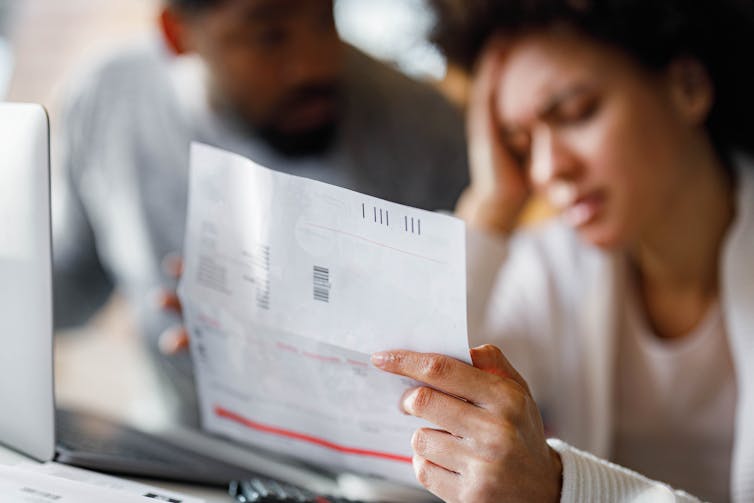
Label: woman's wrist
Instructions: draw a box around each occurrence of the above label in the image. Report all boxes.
[456,186,526,235]
[549,445,564,502]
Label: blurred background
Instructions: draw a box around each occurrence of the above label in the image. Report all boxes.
[3,0,466,121]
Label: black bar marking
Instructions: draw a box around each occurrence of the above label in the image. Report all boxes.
[418,219,421,235]
[313,265,330,303]
[362,203,365,219]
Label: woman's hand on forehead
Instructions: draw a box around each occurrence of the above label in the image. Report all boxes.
[456,38,532,235]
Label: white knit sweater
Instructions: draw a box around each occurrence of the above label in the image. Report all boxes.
[467,160,754,502]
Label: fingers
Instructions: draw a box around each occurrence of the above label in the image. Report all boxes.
[159,325,189,355]
[373,347,533,417]
[411,428,472,475]
[470,344,530,393]
[161,253,184,279]
[401,386,484,438]
[373,350,507,407]
[157,291,182,314]
[461,37,531,234]
[467,41,506,189]
[412,454,459,503]
[156,253,187,356]
[469,36,507,127]
[156,253,184,313]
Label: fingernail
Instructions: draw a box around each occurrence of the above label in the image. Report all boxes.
[158,326,184,355]
[401,390,416,414]
[371,352,391,368]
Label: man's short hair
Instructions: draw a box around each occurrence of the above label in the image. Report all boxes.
[167,0,224,12]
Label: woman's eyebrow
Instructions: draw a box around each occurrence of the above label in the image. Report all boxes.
[499,84,594,138]
[537,85,592,118]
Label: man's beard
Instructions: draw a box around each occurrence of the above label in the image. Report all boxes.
[256,118,339,158]
[214,82,343,158]
[259,82,342,157]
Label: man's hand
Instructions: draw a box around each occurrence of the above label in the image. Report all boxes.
[372,344,562,503]
[155,254,189,355]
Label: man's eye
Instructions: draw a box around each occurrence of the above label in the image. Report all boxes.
[252,28,287,48]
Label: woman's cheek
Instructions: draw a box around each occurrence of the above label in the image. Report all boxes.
[566,115,638,248]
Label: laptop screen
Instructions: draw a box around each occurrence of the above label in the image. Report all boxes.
[0,103,55,462]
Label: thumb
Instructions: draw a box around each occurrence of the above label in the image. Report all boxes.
[470,344,530,394]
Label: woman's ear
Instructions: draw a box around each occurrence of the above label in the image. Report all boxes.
[666,57,714,126]
[159,7,191,56]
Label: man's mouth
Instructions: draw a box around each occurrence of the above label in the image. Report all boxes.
[282,96,338,132]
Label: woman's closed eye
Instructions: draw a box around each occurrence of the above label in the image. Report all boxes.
[548,92,600,126]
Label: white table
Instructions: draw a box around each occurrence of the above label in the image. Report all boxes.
[0,443,230,502]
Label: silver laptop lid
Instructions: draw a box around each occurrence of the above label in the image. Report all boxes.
[0,102,55,461]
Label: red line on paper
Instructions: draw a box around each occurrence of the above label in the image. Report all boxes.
[276,342,299,353]
[214,406,412,464]
[347,359,369,367]
[303,222,444,265]
[302,351,341,363]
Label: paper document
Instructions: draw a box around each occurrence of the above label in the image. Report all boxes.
[179,143,468,485]
[0,463,204,502]
[17,463,204,503]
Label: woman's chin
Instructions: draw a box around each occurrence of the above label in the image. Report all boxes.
[576,223,627,251]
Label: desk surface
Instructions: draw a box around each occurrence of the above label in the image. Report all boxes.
[0,444,230,502]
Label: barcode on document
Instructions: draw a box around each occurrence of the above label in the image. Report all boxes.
[313,266,330,303]
[144,493,182,502]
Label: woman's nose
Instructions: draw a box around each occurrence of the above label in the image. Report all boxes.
[529,126,579,186]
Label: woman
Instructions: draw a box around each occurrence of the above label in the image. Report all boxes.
[372,1,754,501]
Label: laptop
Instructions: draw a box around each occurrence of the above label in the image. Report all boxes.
[0,102,337,490]
[0,37,10,99]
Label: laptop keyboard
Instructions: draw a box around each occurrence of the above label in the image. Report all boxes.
[230,478,362,503]
[55,408,192,466]
[55,408,353,496]
[54,407,259,485]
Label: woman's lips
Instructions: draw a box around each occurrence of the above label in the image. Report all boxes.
[546,183,606,228]
[562,191,605,227]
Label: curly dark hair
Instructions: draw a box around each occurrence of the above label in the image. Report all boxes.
[431,0,754,157]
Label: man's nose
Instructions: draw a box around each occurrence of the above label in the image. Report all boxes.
[285,34,342,86]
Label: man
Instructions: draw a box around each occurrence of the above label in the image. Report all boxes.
[53,0,468,424]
